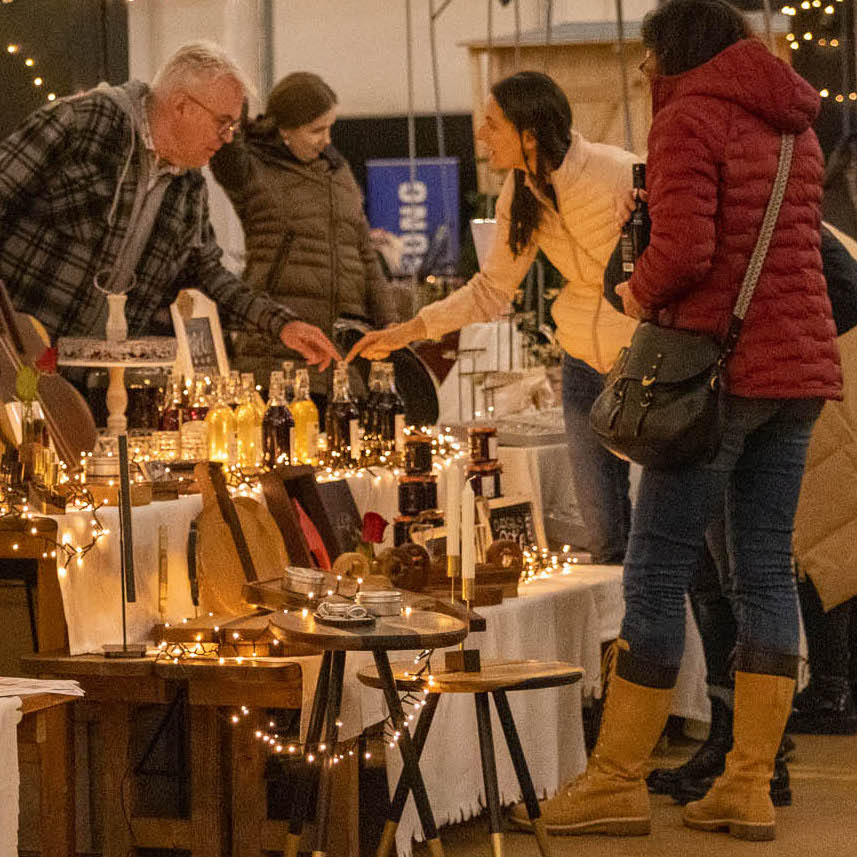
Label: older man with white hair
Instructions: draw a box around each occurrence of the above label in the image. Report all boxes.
[0,41,339,368]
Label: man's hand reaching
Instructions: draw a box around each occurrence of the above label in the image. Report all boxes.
[279,321,340,371]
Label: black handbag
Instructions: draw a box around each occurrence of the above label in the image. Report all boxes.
[589,134,795,470]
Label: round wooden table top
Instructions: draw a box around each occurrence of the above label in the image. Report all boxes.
[356,659,584,694]
[266,608,468,652]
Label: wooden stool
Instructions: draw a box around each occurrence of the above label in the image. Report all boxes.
[357,658,584,857]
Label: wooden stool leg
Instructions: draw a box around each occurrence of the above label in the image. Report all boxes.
[373,651,444,856]
[376,692,441,857]
[474,692,503,857]
[286,650,333,857]
[491,690,551,857]
[311,650,346,857]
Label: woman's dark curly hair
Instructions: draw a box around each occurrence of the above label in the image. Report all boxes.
[491,72,571,257]
[641,0,752,77]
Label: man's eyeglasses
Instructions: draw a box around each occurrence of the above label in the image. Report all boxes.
[184,92,239,138]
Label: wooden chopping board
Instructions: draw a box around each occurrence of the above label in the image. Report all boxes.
[194,462,288,616]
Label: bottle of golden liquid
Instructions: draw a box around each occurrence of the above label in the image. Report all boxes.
[291,368,319,465]
[205,376,237,464]
[235,372,263,468]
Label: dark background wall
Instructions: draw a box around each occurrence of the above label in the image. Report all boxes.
[0,0,128,141]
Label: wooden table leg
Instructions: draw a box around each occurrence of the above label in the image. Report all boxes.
[492,690,551,857]
[376,693,441,857]
[285,650,332,857]
[232,710,265,857]
[474,692,503,857]
[38,703,75,857]
[190,706,224,857]
[101,702,134,857]
[373,651,444,857]
[311,650,346,857]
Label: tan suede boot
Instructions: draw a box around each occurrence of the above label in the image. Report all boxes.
[509,666,673,836]
[683,671,796,841]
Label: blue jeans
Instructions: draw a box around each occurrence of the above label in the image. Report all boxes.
[561,355,631,562]
[621,395,822,674]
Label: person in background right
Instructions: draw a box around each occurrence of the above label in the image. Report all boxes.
[510,0,841,842]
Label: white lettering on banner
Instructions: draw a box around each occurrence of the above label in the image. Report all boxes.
[399,205,427,231]
[398,182,427,204]
[398,180,428,273]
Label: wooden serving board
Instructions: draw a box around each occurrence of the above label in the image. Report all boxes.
[194,463,288,616]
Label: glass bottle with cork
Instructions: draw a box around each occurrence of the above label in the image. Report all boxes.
[263,370,295,468]
[281,361,296,404]
[361,361,386,465]
[324,363,361,467]
[378,363,406,461]
[157,370,183,460]
[291,368,319,465]
[235,372,263,468]
[205,376,237,464]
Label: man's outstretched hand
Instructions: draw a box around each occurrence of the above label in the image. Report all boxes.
[279,321,340,371]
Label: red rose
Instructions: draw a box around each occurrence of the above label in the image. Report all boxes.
[35,347,58,373]
[362,512,388,544]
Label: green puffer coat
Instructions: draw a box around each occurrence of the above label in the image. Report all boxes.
[210,118,397,382]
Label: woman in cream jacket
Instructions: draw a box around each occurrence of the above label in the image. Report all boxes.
[349,71,639,562]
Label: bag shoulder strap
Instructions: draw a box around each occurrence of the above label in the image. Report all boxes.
[721,133,795,360]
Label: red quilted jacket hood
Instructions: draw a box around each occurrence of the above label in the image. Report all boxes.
[651,37,820,135]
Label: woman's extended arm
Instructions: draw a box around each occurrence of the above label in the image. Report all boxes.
[346,176,538,360]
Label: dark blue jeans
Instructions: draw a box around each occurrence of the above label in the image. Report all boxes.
[561,354,631,563]
[621,396,822,674]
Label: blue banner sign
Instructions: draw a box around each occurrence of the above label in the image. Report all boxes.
[366,157,460,276]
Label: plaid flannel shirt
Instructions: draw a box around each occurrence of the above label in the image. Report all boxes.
[0,82,296,340]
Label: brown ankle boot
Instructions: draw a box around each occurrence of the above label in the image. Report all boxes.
[683,671,795,841]
[509,652,674,836]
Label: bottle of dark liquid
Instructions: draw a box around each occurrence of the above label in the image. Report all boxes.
[325,363,361,467]
[360,361,386,465]
[620,163,650,276]
[377,364,406,461]
[281,361,296,405]
[263,370,295,468]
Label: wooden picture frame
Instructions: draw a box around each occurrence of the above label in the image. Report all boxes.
[170,289,230,379]
[477,495,547,552]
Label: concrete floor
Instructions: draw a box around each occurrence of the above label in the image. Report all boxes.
[413,732,857,857]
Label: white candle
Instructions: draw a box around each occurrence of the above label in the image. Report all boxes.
[446,461,462,578]
[461,478,476,600]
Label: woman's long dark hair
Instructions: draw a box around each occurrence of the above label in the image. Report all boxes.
[491,72,571,256]
[641,0,751,77]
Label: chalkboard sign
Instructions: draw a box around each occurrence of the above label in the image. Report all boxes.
[184,317,220,374]
[485,498,538,549]
[170,289,230,378]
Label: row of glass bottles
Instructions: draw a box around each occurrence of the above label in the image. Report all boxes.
[150,359,402,469]
[324,361,405,467]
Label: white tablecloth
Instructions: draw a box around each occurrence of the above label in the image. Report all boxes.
[55,470,400,656]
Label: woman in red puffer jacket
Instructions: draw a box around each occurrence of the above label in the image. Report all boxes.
[510,0,842,844]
